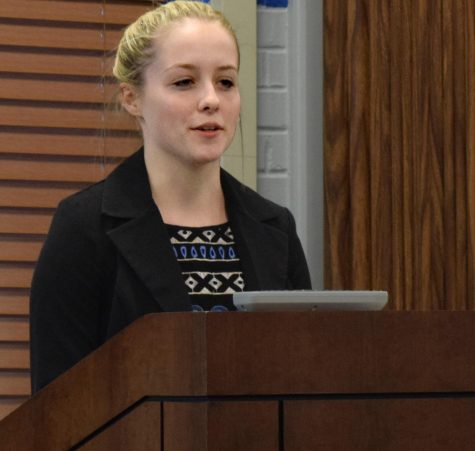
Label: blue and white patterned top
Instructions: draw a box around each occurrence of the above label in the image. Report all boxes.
[166,222,245,311]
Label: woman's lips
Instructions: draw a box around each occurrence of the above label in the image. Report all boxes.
[192,124,223,138]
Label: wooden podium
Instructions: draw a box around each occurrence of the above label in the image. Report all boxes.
[1,311,475,450]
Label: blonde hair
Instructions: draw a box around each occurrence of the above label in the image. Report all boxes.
[113,1,240,88]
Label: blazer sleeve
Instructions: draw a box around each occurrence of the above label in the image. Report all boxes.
[285,208,312,289]
[30,197,107,393]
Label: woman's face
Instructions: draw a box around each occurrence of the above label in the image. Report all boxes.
[126,18,240,168]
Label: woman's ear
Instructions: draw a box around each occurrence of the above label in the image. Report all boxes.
[119,83,142,118]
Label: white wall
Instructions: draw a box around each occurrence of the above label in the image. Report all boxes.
[211,0,257,189]
[256,1,323,288]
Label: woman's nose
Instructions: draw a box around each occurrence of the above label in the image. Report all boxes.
[198,83,220,112]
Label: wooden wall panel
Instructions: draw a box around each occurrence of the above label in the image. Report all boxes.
[347,0,371,289]
[368,1,392,296]
[324,0,351,289]
[325,0,475,310]
[412,1,445,310]
[0,0,150,421]
[466,0,475,310]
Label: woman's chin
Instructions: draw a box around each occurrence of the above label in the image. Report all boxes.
[188,149,227,167]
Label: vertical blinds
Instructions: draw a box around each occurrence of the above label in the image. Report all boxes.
[0,0,153,420]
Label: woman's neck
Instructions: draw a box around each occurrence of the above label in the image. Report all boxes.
[144,151,227,227]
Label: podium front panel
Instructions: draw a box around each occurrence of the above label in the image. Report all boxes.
[164,400,279,451]
[80,402,161,451]
[284,397,475,451]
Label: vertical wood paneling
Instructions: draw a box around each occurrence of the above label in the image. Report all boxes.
[324,0,351,289]
[413,0,445,310]
[324,0,475,310]
[466,0,475,310]
[368,0,392,295]
[401,0,416,310]
[348,0,372,288]
[442,0,456,310]
[443,0,468,310]
[456,0,469,308]
[389,0,415,310]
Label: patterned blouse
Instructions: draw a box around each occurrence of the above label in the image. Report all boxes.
[166,222,245,311]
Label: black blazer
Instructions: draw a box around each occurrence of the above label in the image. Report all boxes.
[30,149,311,392]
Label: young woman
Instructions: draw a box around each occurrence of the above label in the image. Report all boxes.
[30,0,311,393]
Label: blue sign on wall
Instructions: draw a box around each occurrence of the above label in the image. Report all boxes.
[257,0,288,7]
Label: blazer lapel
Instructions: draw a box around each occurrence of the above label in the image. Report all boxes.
[102,149,191,312]
[107,209,191,312]
[231,211,288,290]
[222,171,288,291]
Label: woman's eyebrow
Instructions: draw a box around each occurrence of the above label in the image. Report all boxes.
[164,63,238,73]
[164,63,196,72]
[217,64,238,72]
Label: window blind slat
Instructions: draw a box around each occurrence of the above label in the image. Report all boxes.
[0,0,151,25]
[1,51,105,76]
[0,105,136,131]
[0,79,118,104]
[0,24,122,51]
[0,212,52,235]
[0,0,104,23]
[0,346,29,370]
[0,373,30,396]
[0,133,140,158]
[0,159,118,183]
[0,186,80,208]
[105,2,154,24]
[0,294,29,316]
[0,241,43,263]
[0,318,29,341]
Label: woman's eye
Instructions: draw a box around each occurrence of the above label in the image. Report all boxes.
[219,79,235,89]
[174,79,193,88]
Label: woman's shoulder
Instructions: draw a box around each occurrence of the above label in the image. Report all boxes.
[48,181,112,245]
[57,148,146,217]
[57,180,106,218]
